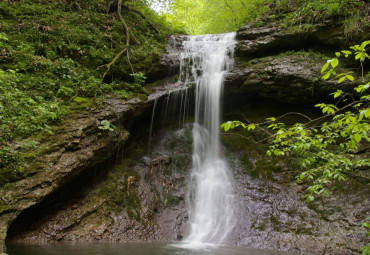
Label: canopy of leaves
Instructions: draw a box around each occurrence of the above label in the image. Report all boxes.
[152,0,367,35]
[162,0,270,34]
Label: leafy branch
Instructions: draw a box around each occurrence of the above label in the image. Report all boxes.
[222,41,370,202]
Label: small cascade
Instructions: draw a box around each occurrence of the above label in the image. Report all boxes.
[179,33,237,247]
[148,98,158,157]
[148,33,237,248]
[147,88,193,156]
[161,89,192,128]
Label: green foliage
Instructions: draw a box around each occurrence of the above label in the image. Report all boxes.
[268,42,370,201]
[344,15,370,42]
[98,120,116,132]
[0,32,8,47]
[0,146,16,168]
[363,246,370,255]
[296,0,358,20]
[159,0,365,35]
[222,42,370,250]
[130,72,147,86]
[362,217,370,255]
[278,0,365,33]
[162,0,271,34]
[0,0,172,183]
[222,41,370,202]
[221,121,255,132]
[0,69,64,140]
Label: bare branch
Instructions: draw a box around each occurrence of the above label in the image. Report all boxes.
[221,132,261,144]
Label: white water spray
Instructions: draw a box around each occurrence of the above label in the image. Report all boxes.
[178,33,237,247]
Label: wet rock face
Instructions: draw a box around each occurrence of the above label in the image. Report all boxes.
[2,20,369,255]
[227,20,359,104]
[0,108,126,247]
[235,22,345,57]
[221,132,370,255]
[225,54,353,103]
[0,81,186,250]
[6,113,369,255]
[146,35,186,82]
[232,163,369,255]
[5,126,193,244]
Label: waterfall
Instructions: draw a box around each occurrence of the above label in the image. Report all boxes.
[178,33,237,247]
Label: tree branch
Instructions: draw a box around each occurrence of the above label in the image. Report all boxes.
[221,132,261,144]
[101,0,138,78]
[101,47,128,78]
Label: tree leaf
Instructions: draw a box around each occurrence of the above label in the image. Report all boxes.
[338,77,346,84]
[354,133,362,143]
[321,63,329,73]
[346,75,354,82]
[360,40,370,51]
[333,90,343,98]
[224,121,231,132]
[330,58,339,68]
[322,72,331,80]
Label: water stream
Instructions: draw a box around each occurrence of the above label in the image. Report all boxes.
[177,33,237,248]
[7,243,291,255]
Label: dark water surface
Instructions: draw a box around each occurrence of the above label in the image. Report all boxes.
[7,243,291,255]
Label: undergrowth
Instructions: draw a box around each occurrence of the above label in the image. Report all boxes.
[0,0,179,185]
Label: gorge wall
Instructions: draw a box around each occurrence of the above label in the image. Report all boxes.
[0,20,369,255]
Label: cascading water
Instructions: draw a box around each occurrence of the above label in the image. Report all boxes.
[178,33,237,247]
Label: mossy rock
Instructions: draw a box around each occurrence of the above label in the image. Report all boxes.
[72,97,90,110]
[164,194,181,208]
[250,158,281,179]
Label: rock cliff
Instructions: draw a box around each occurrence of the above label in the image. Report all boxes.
[1,20,369,255]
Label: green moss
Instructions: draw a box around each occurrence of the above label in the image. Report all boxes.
[344,15,370,42]
[222,125,288,180]
[164,194,181,208]
[296,227,313,235]
[237,50,329,70]
[277,50,328,60]
[145,75,179,92]
[270,215,281,231]
[276,0,364,33]
[172,154,191,171]
[114,90,135,100]
[251,158,281,179]
[222,128,265,174]
[255,222,266,231]
[125,191,141,221]
[84,158,143,220]
[73,97,89,104]
[72,97,90,110]
[22,151,38,160]
[0,164,23,186]
[138,94,148,102]
[0,0,173,177]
